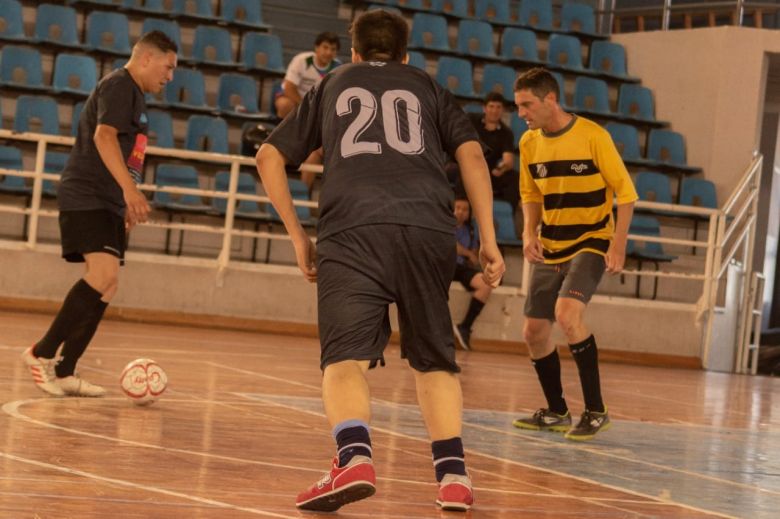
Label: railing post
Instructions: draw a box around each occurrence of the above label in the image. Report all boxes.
[736,157,762,372]
[735,0,745,26]
[701,211,727,369]
[215,158,241,286]
[26,139,47,249]
[662,0,673,30]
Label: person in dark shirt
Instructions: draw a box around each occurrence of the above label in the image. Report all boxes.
[21,31,177,397]
[256,10,504,513]
[466,92,519,210]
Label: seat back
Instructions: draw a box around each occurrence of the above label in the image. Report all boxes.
[456,19,495,57]
[410,13,450,51]
[0,46,43,87]
[618,84,655,121]
[605,122,641,161]
[221,0,264,27]
[432,0,468,17]
[0,0,24,40]
[500,27,539,62]
[589,41,628,77]
[494,200,521,245]
[124,0,165,11]
[154,164,203,206]
[217,73,259,113]
[147,110,174,148]
[185,115,229,154]
[164,68,207,108]
[547,34,584,70]
[53,54,98,95]
[561,2,596,34]
[475,0,511,24]
[213,171,262,214]
[171,0,213,17]
[86,12,131,54]
[435,57,475,97]
[481,64,515,101]
[573,76,610,113]
[240,32,285,72]
[35,4,80,46]
[634,171,673,205]
[517,0,553,30]
[0,145,27,191]
[627,215,665,256]
[193,25,233,64]
[14,95,60,135]
[647,129,686,165]
[679,178,717,209]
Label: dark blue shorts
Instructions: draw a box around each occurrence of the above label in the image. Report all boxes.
[316,224,460,373]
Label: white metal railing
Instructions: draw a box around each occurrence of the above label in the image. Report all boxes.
[0,130,764,371]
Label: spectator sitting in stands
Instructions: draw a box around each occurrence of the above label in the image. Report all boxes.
[452,196,494,351]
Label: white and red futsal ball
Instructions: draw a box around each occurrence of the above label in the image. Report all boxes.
[120,358,168,405]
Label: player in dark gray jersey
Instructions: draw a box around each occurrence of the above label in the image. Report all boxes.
[257,9,504,513]
[21,31,177,397]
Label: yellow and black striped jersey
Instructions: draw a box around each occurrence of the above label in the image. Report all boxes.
[519,116,638,264]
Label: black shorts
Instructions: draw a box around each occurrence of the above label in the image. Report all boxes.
[60,209,126,264]
[317,224,460,373]
[524,251,605,320]
[453,262,481,291]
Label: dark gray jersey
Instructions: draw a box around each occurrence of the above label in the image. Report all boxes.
[59,68,148,216]
[266,61,478,240]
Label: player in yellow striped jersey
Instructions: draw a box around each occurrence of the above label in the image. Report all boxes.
[512,68,637,441]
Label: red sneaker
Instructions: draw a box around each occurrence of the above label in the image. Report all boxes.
[296,455,376,512]
[436,473,473,511]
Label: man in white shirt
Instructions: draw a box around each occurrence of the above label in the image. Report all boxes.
[275,31,342,119]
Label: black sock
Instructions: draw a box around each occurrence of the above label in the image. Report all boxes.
[532,350,568,415]
[460,297,485,331]
[431,437,466,482]
[569,335,604,413]
[34,279,104,359]
[55,299,108,378]
[335,423,372,468]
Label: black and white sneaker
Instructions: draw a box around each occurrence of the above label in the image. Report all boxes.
[565,408,611,441]
[513,408,571,432]
[452,324,471,351]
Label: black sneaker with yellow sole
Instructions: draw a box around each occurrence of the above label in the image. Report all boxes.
[564,408,611,441]
[512,408,571,432]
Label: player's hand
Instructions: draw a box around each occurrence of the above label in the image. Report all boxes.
[125,215,135,232]
[522,234,545,264]
[123,186,150,226]
[605,241,626,274]
[479,242,505,288]
[292,233,317,283]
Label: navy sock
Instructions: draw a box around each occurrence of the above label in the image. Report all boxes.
[532,350,568,415]
[35,279,103,358]
[334,420,372,468]
[431,437,466,482]
[569,335,605,413]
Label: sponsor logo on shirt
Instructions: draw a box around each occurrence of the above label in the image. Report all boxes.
[139,113,148,124]
[536,163,548,178]
[127,134,148,184]
[571,163,589,173]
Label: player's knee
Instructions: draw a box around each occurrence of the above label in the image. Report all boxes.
[522,320,548,347]
[554,305,582,336]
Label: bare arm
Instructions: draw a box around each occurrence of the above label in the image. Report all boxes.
[93,124,149,226]
[282,80,302,105]
[256,142,316,281]
[491,151,515,177]
[455,140,505,287]
[521,201,545,263]
[606,201,635,274]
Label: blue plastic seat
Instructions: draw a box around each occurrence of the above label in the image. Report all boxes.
[618,84,655,121]
[561,3,598,35]
[494,200,522,247]
[0,0,25,41]
[627,215,677,299]
[547,34,584,71]
[517,0,553,30]
[185,115,229,154]
[171,0,213,19]
[406,51,426,71]
[154,163,211,255]
[35,4,81,48]
[164,68,209,110]
[0,46,44,90]
[382,0,424,8]
[0,146,28,194]
[605,122,642,162]
[510,112,528,145]
[551,71,568,108]
[431,0,468,17]
[217,73,259,115]
[679,178,717,210]
[410,13,450,52]
[212,171,267,218]
[573,76,610,114]
[475,0,511,24]
[647,129,687,166]
[123,0,165,13]
[141,19,182,55]
[240,32,285,74]
[456,19,496,58]
[147,110,174,148]
[86,12,131,55]
[435,57,477,99]
[52,54,98,96]
[634,171,673,206]
[589,41,630,78]
[14,95,60,135]
[500,27,540,63]
[221,0,267,29]
[192,25,234,65]
[481,64,515,101]
[43,151,69,196]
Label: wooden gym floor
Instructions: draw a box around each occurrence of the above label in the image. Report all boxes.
[0,310,778,518]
